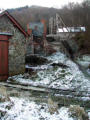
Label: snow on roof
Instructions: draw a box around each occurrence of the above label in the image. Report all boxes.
[57,27,86,33]
[57,28,68,33]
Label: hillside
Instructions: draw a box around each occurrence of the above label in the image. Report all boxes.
[7,1,90,30]
[7,6,59,30]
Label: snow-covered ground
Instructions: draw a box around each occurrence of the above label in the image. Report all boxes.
[0,96,89,120]
[0,52,90,120]
[8,52,90,92]
[0,97,80,120]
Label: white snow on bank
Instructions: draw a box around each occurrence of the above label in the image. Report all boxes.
[47,52,67,63]
[47,52,90,91]
[1,52,90,120]
[8,52,90,92]
[1,97,73,120]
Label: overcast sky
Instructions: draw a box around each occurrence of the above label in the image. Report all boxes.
[0,0,83,9]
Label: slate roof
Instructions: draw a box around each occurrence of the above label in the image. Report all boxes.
[0,11,28,37]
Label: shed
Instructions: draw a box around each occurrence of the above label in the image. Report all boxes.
[0,11,28,80]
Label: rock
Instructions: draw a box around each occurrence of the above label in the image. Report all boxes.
[51,63,68,68]
[23,73,30,79]
[0,102,14,118]
[0,110,6,117]
[69,105,89,120]
[41,106,44,109]
[25,55,49,66]
[25,68,37,76]
[5,102,14,110]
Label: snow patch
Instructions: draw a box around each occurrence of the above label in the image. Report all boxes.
[1,97,73,120]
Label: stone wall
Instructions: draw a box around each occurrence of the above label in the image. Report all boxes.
[26,36,46,56]
[26,36,33,55]
[0,15,26,76]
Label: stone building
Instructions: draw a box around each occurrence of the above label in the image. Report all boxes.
[0,11,28,77]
